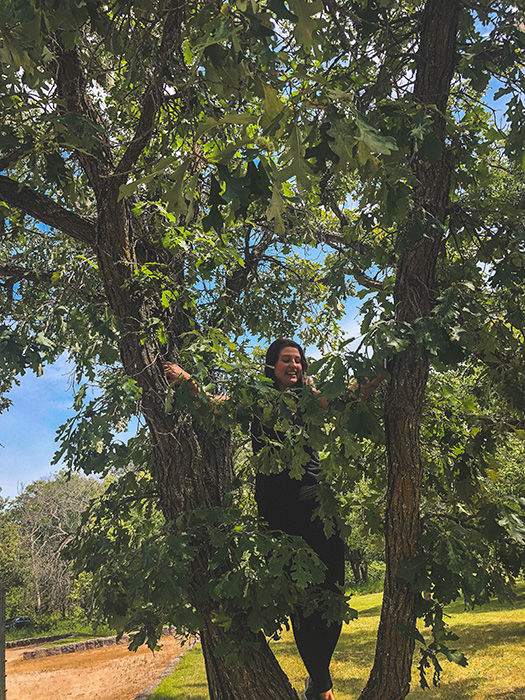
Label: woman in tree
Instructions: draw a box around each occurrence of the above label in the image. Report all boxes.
[163,339,384,700]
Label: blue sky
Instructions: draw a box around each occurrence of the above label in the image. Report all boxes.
[0,356,76,499]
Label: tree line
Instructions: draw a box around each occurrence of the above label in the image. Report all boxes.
[0,472,103,625]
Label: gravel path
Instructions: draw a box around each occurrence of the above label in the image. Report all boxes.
[6,635,188,700]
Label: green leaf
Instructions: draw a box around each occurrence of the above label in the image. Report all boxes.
[355,112,398,155]
[260,81,285,130]
[266,186,285,233]
[418,130,442,163]
[279,123,313,191]
[164,159,191,215]
[287,0,324,51]
[396,622,426,645]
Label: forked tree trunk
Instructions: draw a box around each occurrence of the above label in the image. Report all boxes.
[50,37,301,699]
[94,213,300,700]
[358,2,460,699]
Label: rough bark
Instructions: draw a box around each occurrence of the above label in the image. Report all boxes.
[199,613,298,700]
[99,227,300,699]
[358,2,460,699]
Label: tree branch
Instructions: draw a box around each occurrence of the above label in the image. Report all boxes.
[0,175,96,245]
[0,146,34,172]
[0,262,53,286]
[53,42,115,190]
[322,0,355,53]
[224,228,274,296]
[422,510,480,530]
[115,1,186,179]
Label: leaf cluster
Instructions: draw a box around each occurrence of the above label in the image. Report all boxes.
[71,469,355,650]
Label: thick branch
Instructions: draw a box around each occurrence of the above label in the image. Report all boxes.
[54,43,115,191]
[359,4,460,700]
[315,178,388,283]
[116,1,186,178]
[208,227,274,326]
[0,175,96,245]
[413,0,460,116]
[225,228,273,296]
[0,262,53,286]
[421,511,482,531]
[0,146,34,172]
[322,0,355,53]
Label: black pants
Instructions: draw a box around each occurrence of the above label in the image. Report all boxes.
[261,499,345,694]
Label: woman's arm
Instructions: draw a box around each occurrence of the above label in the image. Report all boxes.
[310,359,388,411]
[163,362,199,396]
[349,371,385,401]
[350,357,389,401]
[162,362,228,402]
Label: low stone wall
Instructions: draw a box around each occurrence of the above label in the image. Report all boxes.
[22,626,178,660]
[6,634,74,649]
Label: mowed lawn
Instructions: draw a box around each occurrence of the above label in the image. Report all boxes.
[152,582,525,700]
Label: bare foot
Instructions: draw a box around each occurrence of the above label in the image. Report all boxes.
[319,690,336,700]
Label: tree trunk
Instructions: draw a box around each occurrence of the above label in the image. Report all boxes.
[90,202,300,699]
[358,2,460,699]
[348,549,364,583]
[49,37,302,700]
[29,533,41,615]
[200,613,299,700]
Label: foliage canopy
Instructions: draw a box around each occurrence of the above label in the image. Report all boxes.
[1,0,525,698]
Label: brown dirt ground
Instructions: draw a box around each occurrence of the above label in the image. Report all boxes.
[6,635,185,700]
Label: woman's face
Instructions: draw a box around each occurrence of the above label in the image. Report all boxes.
[274,346,303,391]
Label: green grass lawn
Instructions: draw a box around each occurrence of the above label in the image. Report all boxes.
[41,633,109,647]
[152,582,525,700]
[5,621,116,644]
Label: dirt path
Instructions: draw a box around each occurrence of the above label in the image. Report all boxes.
[6,636,186,700]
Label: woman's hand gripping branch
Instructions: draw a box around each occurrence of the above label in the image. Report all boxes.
[162,362,228,406]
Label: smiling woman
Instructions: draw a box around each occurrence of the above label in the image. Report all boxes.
[267,339,306,390]
[163,337,386,700]
[252,338,343,700]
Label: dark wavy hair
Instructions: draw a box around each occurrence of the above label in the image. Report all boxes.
[264,338,307,388]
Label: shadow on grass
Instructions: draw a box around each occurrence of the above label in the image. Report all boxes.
[445,584,525,617]
[442,621,525,655]
[353,604,383,618]
[410,679,525,700]
[408,676,483,699]
[273,620,378,660]
[271,637,300,660]
[485,689,525,700]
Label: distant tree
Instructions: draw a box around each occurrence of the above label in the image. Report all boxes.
[8,472,103,617]
[0,496,25,616]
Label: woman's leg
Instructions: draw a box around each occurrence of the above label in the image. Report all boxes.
[260,499,345,696]
[291,517,345,694]
[292,610,341,693]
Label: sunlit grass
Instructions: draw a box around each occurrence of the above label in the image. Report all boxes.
[152,582,525,699]
[151,648,208,700]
